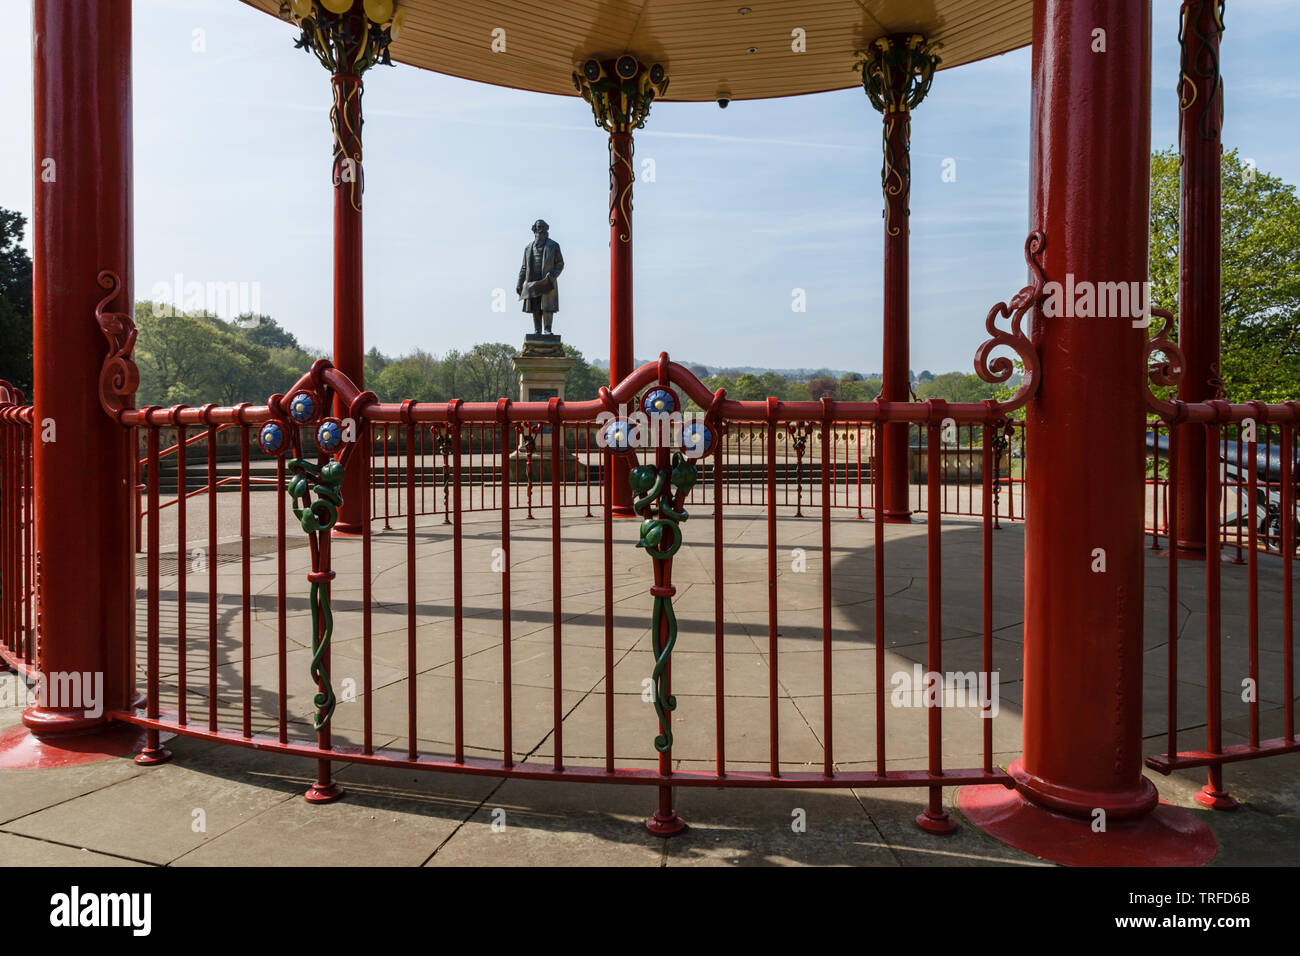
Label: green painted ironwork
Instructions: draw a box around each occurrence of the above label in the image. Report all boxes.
[287,457,345,730]
[631,453,697,753]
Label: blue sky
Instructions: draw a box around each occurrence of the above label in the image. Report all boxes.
[1,0,1297,375]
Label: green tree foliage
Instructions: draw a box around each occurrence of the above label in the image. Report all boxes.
[133,304,314,407]
[0,208,33,394]
[914,371,1001,403]
[1150,148,1300,403]
[563,344,606,400]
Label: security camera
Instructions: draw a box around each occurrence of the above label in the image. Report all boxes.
[717,96,730,108]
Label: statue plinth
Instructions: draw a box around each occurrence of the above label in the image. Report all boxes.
[511,336,585,483]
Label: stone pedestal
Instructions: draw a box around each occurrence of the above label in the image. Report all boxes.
[510,335,585,482]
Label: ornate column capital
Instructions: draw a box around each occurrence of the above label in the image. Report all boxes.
[855,34,942,114]
[284,0,404,77]
[573,56,670,133]
[856,35,940,237]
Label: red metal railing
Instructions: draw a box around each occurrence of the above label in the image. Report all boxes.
[1142,312,1300,802]
[112,355,1021,823]
[0,384,35,676]
[1145,418,1298,560]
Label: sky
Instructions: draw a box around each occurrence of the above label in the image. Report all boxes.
[1,0,1298,376]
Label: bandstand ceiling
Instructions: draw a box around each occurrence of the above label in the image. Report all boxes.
[239,0,1032,102]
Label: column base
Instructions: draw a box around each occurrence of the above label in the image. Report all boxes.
[1194,784,1238,811]
[1010,757,1159,821]
[882,510,913,524]
[0,721,158,770]
[958,783,1217,866]
[305,781,345,804]
[611,505,638,520]
[330,522,364,538]
[645,809,687,837]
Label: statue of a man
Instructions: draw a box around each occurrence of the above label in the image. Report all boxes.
[517,219,564,335]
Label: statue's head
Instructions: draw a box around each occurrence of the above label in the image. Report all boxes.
[531,219,550,242]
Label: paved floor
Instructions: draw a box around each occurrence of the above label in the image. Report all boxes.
[1,502,1297,866]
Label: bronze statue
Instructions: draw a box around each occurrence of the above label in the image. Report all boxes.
[517,219,564,335]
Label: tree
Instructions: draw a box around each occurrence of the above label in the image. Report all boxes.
[459,343,517,401]
[0,208,33,393]
[1150,149,1300,403]
[563,345,605,401]
[806,376,839,401]
[914,371,1000,403]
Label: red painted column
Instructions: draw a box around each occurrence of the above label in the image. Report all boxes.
[961,0,1215,865]
[1016,0,1155,820]
[880,103,912,522]
[24,0,136,733]
[608,127,635,517]
[1173,0,1225,560]
[859,37,939,523]
[575,56,668,518]
[331,69,367,535]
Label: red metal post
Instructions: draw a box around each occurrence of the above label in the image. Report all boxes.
[1018,0,1154,820]
[1173,0,1225,560]
[330,68,366,535]
[575,57,668,517]
[24,0,137,736]
[860,36,940,523]
[609,127,635,516]
[286,0,400,535]
[960,0,1216,865]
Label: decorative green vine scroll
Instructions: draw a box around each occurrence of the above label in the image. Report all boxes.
[631,452,697,752]
[287,456,345,730]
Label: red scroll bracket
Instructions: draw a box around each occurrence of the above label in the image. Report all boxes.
[95,270,139,422]
[973,231,1047,416]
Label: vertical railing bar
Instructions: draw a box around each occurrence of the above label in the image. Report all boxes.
[277,452,287,743]
[924,418,944,820]
[1283,422,1295,741]
[603,437,614,774]
[1205,421,1227,796]
[820,408,833,777]
[452,413,465,764]
[550,401,563,771]
[360,419,371,755]
[766,405,779,777]
[874,420,886,775]
[1167,423,1180,760]
[207,424,218,732]
[500,411,513,768]
[240,425,251,738]
[176,422,190,716]
[714,423,726,777]
[406,420,417,761]
[1248,420,1260,748]
[982,423,994,773]
[146,427,161,743]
